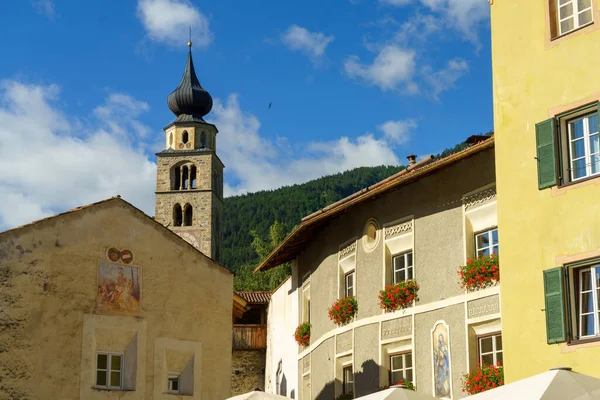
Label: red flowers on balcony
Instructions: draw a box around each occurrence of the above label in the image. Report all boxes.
[461,363,504,395]
[294,322,311,347]
[378,280,419,312]
[458,253,499,291]
[328,297,358,326]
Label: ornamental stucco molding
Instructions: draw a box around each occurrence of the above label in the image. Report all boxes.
[338,242,357,260]
[384,220,413,239]
[463,187,496,210]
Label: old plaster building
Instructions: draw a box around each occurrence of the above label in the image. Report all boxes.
[0,44,233,399]
[260,137,502,399]
[491,0,600,383]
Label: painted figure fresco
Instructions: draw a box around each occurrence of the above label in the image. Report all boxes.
[432,322,451,398]
[97,262,141,314]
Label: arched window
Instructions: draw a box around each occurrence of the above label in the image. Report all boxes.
[173,204,182,227]
[182,130,189,144]
[200,132,207,148]
[182,166,189,189]
[190,166,197,189]
[184,204,193,226]
[172,165,181,190]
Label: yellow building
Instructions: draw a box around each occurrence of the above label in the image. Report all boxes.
[491,0,600,383]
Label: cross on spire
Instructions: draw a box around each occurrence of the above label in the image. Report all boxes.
[188,26,192,49]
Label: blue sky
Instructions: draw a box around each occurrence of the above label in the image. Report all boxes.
[0,0,493,229]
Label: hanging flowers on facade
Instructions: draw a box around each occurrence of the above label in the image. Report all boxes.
[378,280,419,312]
[458,253,500,291]
[328,297,358,326]
[294,322,311,347]
[461,363,504,395]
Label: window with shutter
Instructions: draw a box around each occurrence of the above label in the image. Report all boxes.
[536,119,558,189]
[544,267,567,344]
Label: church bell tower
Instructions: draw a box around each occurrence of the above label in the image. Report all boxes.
[154,41,224,262]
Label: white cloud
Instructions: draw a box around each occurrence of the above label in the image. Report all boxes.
[281,25,335,62]
[32,0,55,19]
[208,95,403,196]
[0,81,156,230]
[137,0,212,47]
[422,58,469,99]
[344,45,417,92]
[377,120,417,144]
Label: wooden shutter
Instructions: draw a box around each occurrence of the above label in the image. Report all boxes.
[544,267,567,344]
[536,118,558,189]
[549,0,558,39]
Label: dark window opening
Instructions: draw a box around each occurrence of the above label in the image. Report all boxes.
[190,166,197,189]
[200,132,207,148]
[172,166,181,190]
[182,130,189,144]
[184,204,193,226]
[173,204,182,227]
[182,166,189,190]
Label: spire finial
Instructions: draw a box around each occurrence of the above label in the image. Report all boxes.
[188,26,192,49]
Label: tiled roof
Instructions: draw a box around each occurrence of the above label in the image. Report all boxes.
[255,136,495,272]
[234,291,272,304]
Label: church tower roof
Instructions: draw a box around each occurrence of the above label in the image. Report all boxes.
[167,43,213,123]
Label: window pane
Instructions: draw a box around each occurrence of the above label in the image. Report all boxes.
[582,270,592,290]
[573,158,587,179]
[582,291,594,313]
[592,154,600,175]
[497,352,503,365]
[406,369,413,382]
[492,229,498,245]
[482,354,494,366]
[347,273,354,288]
[590,134,599,155]
[392,356,403,370]
[391,371,403,385]
[405,354,412,368]
[97,354,107,369]
[571,138,586,159]
[579,9,593,25]
[495,335,503,350]
[111,355,121,371]
[572,119,585,139]
[561,17,575,33]
[96,370,107,386]
[407,266,413,280]
[560,3,574,18]
[588,114,598,134]
[582,314,595,336]
[476,233,489,250]
[559,0,570,5]
[480,337,493,353]
[406,252,413,267]
[578,0,591,8]
[480,248,490,257]
[110,371,121,387]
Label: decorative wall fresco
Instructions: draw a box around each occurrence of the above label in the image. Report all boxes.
[96,262,141,314]
[431,321,452,398]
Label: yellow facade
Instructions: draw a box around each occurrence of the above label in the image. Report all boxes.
[491,0,600,383]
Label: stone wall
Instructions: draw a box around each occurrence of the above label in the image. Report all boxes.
[231,350,266,395]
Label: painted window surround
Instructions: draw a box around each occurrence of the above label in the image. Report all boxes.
[544,0,600,50]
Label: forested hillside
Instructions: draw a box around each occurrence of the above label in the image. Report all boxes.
[223,132,491,290]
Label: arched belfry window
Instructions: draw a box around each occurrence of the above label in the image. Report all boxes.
[173,204,182,227]
[182,130,189,144]
[190,166,197,189]
[172,165,181,190]
[200,132,207,148]
[182,166,189,189]
[184,204,193,226]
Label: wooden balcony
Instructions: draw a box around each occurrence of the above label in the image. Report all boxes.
[232,324,266,350]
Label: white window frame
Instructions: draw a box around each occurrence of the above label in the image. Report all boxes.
[302,281,311,323]
[567,112,600,181]
[558,0,594,36]
[168,372,181,394]
[345,270,355,297]
[342,365,354,394]
[478,334,503,366]
[578,265,600,338]
[390,352,413,385]
[96,352,123,390]
[392,251,413,284]
[475,228,499,258]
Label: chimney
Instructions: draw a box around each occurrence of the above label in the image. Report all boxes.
[407,154,417,167]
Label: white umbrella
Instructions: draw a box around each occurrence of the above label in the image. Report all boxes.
[468,367,600,400]
[356,385,437,400]
[226,391,291,400]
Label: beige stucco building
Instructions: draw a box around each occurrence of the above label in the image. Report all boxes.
[259,137,501,399]
[0,44,234,399]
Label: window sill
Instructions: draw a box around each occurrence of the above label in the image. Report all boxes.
[92,387,134,392]
[552,174,600,197]
[561,336,600,353]
[545,18,599,50]
[554,22,594,41]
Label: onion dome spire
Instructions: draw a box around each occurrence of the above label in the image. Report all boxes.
[167,42,213,122]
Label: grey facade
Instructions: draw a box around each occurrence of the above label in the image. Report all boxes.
[289,145,502,400]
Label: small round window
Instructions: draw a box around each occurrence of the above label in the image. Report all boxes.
[362,218,380,253]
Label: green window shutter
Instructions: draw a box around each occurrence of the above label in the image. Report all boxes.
[536,118,558,189]
[543,267,567,344]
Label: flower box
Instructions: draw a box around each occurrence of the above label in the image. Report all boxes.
[461,363,504,395]
[458,253,499,291]
[328,297,358,326]
[294,322,311,347]
[378,280,419,312]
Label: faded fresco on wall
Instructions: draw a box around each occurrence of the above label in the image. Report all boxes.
[432,321,451,398]
[97,262,141,314]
